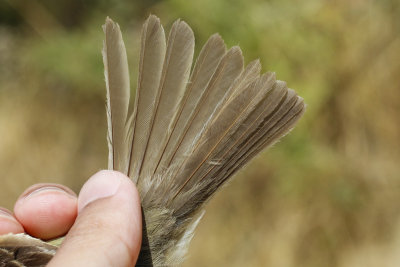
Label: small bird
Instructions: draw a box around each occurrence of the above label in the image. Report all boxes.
[0,15,305,267]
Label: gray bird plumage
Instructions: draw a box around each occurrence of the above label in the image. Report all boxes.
[0,15,305,267]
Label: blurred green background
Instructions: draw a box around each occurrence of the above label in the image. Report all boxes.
[1,0,399,266]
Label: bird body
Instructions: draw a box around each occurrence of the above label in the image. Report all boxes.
[0,15,305,267]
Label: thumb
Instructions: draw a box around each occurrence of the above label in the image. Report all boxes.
[48,170,142,267]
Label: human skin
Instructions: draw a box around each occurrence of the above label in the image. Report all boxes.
[0,170,142,267]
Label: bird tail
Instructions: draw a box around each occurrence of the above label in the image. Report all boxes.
[103,15,305,266]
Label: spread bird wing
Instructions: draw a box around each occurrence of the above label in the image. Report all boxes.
[0,15,305,267]
[117,15,305,266]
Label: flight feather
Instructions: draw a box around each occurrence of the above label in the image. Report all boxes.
[0,15,305,267]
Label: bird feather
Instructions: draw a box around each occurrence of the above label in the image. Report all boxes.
[128,15,167,181]
[103,17,131,174]
[0,15,305,267]
[153,34,226,178]
[138,19,195,183]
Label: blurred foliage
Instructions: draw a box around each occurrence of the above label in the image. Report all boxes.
[1,0,400,266]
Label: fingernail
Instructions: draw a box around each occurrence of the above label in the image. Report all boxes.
[21,184,77,201]
[78,170,122,213]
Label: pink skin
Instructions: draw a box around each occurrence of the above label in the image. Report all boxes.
[0,171,142,267]
[0,207,25,234]
[0,183,78,239]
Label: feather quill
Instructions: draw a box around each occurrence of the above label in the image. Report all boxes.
[166,46,244,176]
[0,15,305,267]
[172,71,277,196]
[138,20,195,183]
[103,17,131,173]
[129,15,167,181]
[153,34,226,177]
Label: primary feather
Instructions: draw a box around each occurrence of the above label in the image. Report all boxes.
[153,33,226,178]
[0,15,305,267]
[113,15,305,266]
[138,19,195,183]
[103,17,131,174]
[129,15,166,181]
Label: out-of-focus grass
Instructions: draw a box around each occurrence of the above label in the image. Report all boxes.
[0,0,399,266]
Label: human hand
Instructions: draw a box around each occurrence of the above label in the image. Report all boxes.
[0,170,142,267]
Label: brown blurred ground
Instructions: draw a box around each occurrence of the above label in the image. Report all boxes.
[1,0,399,266]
